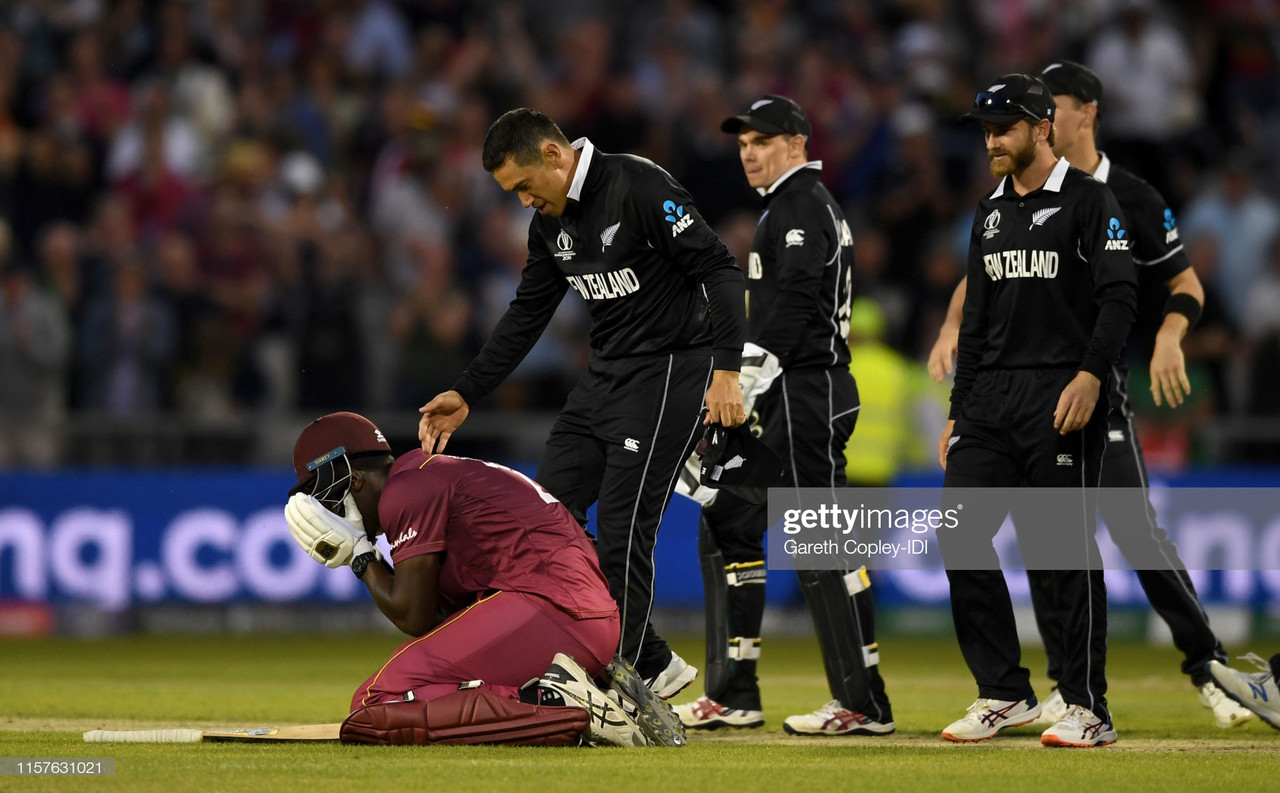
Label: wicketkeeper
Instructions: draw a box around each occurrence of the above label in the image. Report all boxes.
[674,95,895,736]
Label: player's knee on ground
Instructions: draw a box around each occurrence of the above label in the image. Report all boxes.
[340,688,588,746]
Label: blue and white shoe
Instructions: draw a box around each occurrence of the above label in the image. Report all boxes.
[1209,654,1280,731]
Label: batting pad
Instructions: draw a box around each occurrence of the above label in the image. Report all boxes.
[341,689,588,746]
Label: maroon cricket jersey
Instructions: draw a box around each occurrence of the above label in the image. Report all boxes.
[379,451,618,620]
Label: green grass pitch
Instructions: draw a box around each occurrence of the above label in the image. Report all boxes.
[1,631,1275,792]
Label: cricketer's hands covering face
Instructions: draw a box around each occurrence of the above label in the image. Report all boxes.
[285,493,375,568]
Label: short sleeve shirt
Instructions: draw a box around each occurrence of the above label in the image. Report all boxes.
[378,451,617,619]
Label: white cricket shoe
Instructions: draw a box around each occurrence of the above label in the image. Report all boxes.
[1040,704,1117,747]
[537,653,648,747]
[1029,687,1068,727]
[674,696,764,730]
[1209,654,1280,731]
[941,697,1041,742]
[643,651,698,700]
[1197,680,1254,728]
[784,700,895,736]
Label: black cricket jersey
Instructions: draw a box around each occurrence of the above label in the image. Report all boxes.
[747,162,854,370]
[950,157,1138,418]
[1093,154,1192,364]
[453,139,746,404]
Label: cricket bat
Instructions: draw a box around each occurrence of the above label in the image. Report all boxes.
[83,723,342,743]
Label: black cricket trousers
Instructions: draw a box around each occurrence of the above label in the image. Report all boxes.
[537,352,711,678]
[941,368,1111,723]
[1031,364,1227,687]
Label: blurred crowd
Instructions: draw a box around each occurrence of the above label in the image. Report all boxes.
[1,0,1278,469]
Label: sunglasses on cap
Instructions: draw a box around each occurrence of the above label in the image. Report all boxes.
[973,91,1045,122]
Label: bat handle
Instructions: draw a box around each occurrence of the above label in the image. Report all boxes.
[83,729,204,743]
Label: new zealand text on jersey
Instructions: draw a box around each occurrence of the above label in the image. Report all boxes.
[983,249,1059,280]
[566,268,642,300]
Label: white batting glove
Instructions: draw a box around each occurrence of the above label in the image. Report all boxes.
[739,342,781,416]
[340,492,365,537]
[285,493,374,568]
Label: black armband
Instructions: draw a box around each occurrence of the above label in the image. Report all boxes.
[1162,293,1202,329]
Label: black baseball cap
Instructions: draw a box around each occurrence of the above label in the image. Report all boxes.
[721,94,811,139]
[1039,61,1104,114]
[962,74,1056,125]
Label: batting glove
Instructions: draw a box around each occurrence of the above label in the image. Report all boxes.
[285,493,374,568]
[340,492,366,536]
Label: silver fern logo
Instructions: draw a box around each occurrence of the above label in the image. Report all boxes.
[600,222,621,248]
[1029,207,1061,229]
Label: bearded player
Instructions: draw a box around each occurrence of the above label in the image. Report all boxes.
[284,411,684,747]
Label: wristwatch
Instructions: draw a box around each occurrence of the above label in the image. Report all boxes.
[351,551,378,580]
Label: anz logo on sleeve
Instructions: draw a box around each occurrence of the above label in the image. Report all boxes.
[1104,217,1129,251]
[664,200,694,236]
[1163,209,1180,245]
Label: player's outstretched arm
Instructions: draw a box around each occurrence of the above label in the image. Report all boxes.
[703,369,746,427]
[419,390,470,454]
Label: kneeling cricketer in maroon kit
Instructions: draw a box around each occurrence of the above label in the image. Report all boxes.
[285,412,669,746]
[353,449,620,707]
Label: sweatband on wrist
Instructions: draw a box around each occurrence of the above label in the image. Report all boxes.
[1162,293,1202,329]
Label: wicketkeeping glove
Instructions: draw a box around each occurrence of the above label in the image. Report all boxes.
[675,449,718,506]
[738,342,781,416]
[675,343,780,507]
[285,493,374,568]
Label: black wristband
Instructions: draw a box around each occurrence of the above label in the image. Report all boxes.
[351,551,378,580]
[1163,292,1202,330]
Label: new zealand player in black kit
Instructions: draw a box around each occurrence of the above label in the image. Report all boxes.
[938,74,1137,747]
[928,62,1252,730]
[419,109,747,698]
[673,96,894,736]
